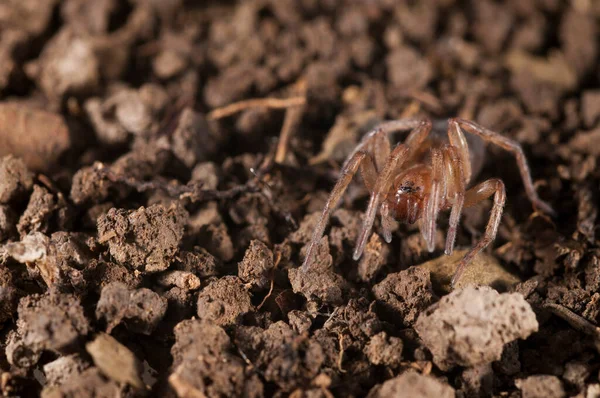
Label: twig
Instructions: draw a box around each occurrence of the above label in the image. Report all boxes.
[275,80,307,164]
[207,96,306,120]
[337,334,347,373]
[544,302,600,337]
[274,104,305,164]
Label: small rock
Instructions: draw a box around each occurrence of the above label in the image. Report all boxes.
[25,27,99,101]
[110,88,155,135]
[559,9,597,79]
[367,371,454,398]
[415,286,538,370]
[86,333,144,389]
[43,355,88,387]
[582,90,600,128]
[386,46,432,92]
[586,384,600,398]
[473,0,514,54]
[84,97,128,145]
[516,375,566,398]
[569,127,600,156]
[563,361,591,391]
[41,367,121,398]
[155,270,201,291]
[364,332,403,368]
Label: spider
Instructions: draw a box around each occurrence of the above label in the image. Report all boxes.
[301,117,555,286]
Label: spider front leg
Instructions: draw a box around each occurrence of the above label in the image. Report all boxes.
[452,118,555,216]
[421,147,445,253]
[442,145,466,256]
[301,150,378,272]
[353,120,433,260]
[302,119,427,271]
[451,178,506,287]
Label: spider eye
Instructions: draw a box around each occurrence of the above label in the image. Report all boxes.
[400,182,416,193]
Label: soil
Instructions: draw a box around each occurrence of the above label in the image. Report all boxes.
[0,0,599,397]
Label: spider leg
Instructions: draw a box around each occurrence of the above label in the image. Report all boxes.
[357,129,390,192]
[350,118,424,168]
[421,147,445,252]
[353,119,433,260]
[380,201,397,243]
[452,118,555,216]
[442,145,466,255]
[302,150,378,272]
[365,119,428,240]
[451,178,506,287]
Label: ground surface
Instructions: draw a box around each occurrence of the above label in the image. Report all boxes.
[0,0,599,397]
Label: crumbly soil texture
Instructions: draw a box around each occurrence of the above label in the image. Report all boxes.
[0,1,599,397]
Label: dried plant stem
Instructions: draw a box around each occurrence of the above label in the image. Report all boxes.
[275,104,305,164]
[207,96,306,120]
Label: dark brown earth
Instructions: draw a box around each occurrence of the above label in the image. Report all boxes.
[0,1,599,397]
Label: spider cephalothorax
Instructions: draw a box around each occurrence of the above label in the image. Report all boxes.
[302,117,554,286]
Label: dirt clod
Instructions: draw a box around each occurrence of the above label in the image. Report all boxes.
[196,276,253,327]
[97,204,188,272]
[8,292,89,368]
[41,367,121,398]
[169,319,262,398]
[0,104,71,172]
[238,239,275,291]
[234,321,324,391]
[0,155,33,203]
[86,333,144,389]
[372,266,436,326]
[0,1,596,396]
[289,237,351,306]
[96,281,168,335]
[516,375,566,398]
[367,371,455,398]
[364,332,403,368]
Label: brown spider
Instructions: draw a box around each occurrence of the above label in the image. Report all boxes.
[302,117,554,286]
